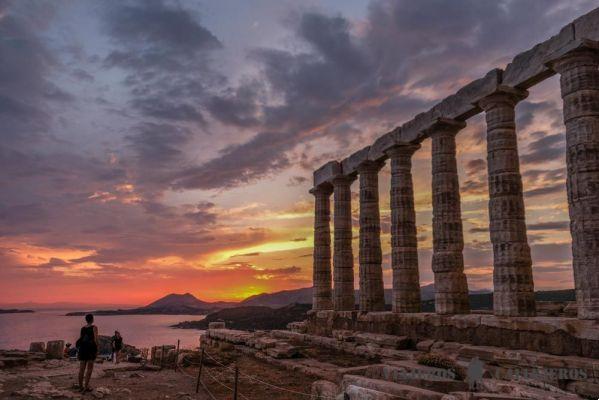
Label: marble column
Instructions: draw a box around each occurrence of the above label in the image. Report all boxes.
[386,144,422,313]
[430,119,470,314]
[333,175,356,311]
[358,160,386,312]
[311,184,333,310]
[551,46,599,319]
[480,88,536,317]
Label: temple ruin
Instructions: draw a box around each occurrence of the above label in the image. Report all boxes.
[203,8,599,399]
[310,10,599,322]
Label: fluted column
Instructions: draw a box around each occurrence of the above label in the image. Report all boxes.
[358,160,385,312]
[551,46,599,319]
[333,175,356,311]
[311,184,333,310]
[430,119,470,314]
[386,144,421,313]
[480,88,536,317]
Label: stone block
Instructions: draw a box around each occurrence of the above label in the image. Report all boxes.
[573,7,599,41]
[341,146,370,176]
[29,342,45,353]
[400,109,438,143]
[342,375,445,400]
[345,385,394,399]
[368,130,397,161]
[46,340,64,360]
[266,342,299,359]
[503,24,574,88]
[432,69,501,120]
[208,321,225,330]
[314,161,341,187]
[416,340,435,352]
[311,380,339,399]
[354,333,411,349]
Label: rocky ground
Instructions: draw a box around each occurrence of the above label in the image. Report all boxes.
[0,348,319,400]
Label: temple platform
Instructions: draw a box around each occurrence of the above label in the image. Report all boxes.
[301,310,599,358]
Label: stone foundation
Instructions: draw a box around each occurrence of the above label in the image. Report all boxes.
[304,311,599,358]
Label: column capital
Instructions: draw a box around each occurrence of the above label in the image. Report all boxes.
[424,118,466,138]
[356,159,385,174]
[384,143,421,158]
[309,183,333,196]
[546,40,599,74]
[331,174,357,186]
[478,86,529,111]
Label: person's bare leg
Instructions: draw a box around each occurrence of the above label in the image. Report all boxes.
[78,361,85,388]
[84,361,94,390]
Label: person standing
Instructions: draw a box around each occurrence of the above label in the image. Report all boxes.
[111,331,123,364]
[76,314,98,392]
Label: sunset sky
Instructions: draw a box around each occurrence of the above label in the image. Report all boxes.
[1,0,596,306]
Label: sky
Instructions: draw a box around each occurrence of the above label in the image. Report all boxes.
[0,0,596,306]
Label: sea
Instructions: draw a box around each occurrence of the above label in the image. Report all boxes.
[0,310,205,351]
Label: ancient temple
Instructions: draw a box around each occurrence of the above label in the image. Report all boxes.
[310,11,599,322]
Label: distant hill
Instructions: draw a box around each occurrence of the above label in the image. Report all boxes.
[172,303,311,331]
[66,293,236,316]
[0,309,34,314]
[241,284,491,307]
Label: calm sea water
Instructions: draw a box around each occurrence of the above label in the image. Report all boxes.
[0,310,205,350]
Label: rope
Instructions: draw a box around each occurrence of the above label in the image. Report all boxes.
[200,348,336,399]
[178,366,218,400]
[178,357,249,400]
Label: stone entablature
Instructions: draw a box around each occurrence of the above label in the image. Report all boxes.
[310,7,599,320]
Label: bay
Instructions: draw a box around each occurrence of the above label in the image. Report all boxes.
[0,310,205,350]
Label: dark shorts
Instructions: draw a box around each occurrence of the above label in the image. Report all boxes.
[78,345,97,361]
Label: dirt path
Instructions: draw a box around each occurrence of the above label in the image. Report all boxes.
[0,360,211,399]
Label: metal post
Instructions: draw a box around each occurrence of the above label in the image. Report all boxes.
[175,340,180,370]
[233,364,239,400]
[195,347,205,394]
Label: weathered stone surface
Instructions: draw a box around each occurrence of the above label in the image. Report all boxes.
[314,161,342,187]
[503,25,575,89]
[432,69,502,120]
[304,311,599,357]
[345,385,394,400]
[311,380,339,400]
[358,160,385,312]
[416,340,435,352]
[387,144,421,313]
[354,333,411,349]
[479,88,536,317]
[429,120,470,315]
[553,47,599,319]
[573,7,599,41]
[333,175,356,311]
[29,342,45,353]
[400,109,438,143]
[46,340,64,360]
[341,146,370,176]
[311,184,333,310]
[368,129,397,161]
[366,363,469,393]
[266,342,299,359]
[208,321,225,330]
[342,375,445,400]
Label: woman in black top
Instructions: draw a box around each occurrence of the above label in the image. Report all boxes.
[77,314,98,392]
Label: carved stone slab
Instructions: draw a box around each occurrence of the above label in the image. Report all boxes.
[341,146,370,176]
[503,24,574,89]
[314,160,341,187]
[432,68,502,121]
[368,129,397,161]
[574,7,599,41]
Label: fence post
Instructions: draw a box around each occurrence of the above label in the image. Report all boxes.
[175,339,180,370]
[233,364,239,400]
[195,347,205,394]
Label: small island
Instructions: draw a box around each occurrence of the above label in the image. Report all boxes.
[0,309,34,314]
